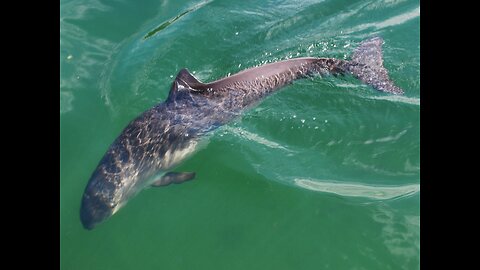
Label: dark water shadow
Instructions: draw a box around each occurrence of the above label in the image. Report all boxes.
[143,0,211,40]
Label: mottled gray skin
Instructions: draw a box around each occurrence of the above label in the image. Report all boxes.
[80,37,403,230]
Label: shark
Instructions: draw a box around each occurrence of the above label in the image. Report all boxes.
[80,37,404,230]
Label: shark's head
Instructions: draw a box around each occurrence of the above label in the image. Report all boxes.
[80,105,202,230]
[80,169,119,230]
[80,147,141,230]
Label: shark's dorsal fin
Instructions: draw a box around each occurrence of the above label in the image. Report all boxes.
[168,69,206,101]
[172,68,204,91]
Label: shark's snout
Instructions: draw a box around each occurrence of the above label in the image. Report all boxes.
[80,191,114,230]
[80,170,118,230]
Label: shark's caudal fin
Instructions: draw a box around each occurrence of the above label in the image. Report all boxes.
[347,37,404,95]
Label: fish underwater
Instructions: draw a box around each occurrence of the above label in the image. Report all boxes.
[80,37,404,230]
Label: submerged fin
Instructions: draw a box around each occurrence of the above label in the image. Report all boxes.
[347,37,404,95]
[151,172,196,187]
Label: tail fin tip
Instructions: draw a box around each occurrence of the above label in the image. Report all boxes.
[349,37,404,95]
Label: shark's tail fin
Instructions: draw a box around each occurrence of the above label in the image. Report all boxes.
[347,37,404,95]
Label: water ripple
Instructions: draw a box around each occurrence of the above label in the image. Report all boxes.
[348,6,420,33]
[60,91,75,114]
[294,178,419,200]
[222,126,293,152]
[364,130,408,145]
[366,95,420,106]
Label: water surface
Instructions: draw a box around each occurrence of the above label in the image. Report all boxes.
[60,0,420,269]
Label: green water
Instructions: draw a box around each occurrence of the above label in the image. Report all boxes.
[60,0,420,269]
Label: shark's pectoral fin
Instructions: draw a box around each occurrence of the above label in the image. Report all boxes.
[151,172,196,187]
